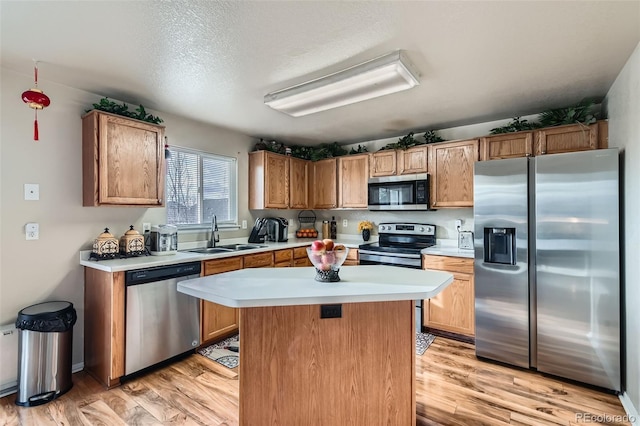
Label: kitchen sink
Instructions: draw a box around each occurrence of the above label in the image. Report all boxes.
[183,244,267,254]
[217,244,268,251]
[184,247,235,254]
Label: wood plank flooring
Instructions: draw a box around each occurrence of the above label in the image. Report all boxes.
[0,337,629,425]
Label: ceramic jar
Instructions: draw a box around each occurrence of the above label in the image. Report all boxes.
[119,225,145,255]
[92,228,119,257]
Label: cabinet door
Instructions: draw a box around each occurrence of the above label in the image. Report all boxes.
[535,123,598,156]
[243,252,274,268]
[370,151,397,177]
[289,157,308,209]
[338,154,369,208]
[83,111,165,206]
[249,151,290,209]
[480,132,533,160]
[424,272,475,336]
[201,257,243,344]
[428,139,479,208]
[311,158,337,209]
[397,146,428,174]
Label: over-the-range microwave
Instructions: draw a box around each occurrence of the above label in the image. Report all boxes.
[367,173,431,210]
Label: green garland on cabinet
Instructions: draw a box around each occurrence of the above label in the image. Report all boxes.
[87,97,164,124]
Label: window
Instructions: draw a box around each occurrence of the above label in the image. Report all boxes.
[166,146,238,228]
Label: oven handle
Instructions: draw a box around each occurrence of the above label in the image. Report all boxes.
[358,250,421,259]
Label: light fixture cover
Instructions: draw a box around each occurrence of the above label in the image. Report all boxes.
[264,50,420,117]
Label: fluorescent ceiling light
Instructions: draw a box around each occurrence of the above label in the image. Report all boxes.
[264,50,420,117]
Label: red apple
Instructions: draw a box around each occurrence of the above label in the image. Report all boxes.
[311,240,326,253]
[318,262,332,271]
[322,252,336,265]
[310,252,323,265]
[323,239,335,251]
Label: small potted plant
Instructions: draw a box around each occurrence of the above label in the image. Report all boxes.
[358,221,374,242]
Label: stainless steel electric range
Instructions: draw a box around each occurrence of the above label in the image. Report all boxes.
[359,223,436,332]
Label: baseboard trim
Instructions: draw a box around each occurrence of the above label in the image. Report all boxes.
[0,362,84,398]
[423,327,475,345]
[620,392,639,425]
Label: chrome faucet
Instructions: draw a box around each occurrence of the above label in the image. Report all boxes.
[209,215,220,247]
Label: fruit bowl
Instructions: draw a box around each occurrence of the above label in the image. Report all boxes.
[306,246,349,282]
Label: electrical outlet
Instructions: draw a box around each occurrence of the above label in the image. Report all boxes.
[25,223,39,240]
[142,222,151,233]
[242,220,247,229]
[342,219,348,227]
[455,219,463,229]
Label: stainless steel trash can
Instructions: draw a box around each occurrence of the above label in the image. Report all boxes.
[15,301,77,407]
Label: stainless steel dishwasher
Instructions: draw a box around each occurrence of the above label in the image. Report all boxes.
[125,261,201,375]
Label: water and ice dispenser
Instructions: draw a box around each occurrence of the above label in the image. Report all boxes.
[484,227,516,265]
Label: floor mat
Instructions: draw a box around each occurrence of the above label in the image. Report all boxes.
[416,332,435,356]
[198,335,239,369]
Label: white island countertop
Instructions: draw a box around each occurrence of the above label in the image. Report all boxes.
[178,265,453,308]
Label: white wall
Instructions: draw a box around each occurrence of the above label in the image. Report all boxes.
[0,68,254,371]
[604,41,640,418]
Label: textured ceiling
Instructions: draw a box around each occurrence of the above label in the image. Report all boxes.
[1,1,639,145]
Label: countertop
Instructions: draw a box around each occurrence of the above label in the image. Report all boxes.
[421,239,475,259]
[177,265,454,308]
[80,235,373,272]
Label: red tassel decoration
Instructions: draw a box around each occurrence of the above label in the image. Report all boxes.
[34,109,39,141]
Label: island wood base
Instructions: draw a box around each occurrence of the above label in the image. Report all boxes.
[239,300,416,426]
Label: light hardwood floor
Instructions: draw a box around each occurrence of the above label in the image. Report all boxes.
[0,337,629,426]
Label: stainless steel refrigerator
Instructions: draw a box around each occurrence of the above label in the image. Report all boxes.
[474,148,621,391]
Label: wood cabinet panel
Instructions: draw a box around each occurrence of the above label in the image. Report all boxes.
[82,110,165,207]
[293,257,313,267]
[480,132,533,160]
[243,252,274,268]
[370,151,396,177]
[293,246,309,259]
[201,256,244,344]
[249,151,290,209]
[428,139,479,208]
[343,248,359,266]
[397,146,428,174]
[338,154,369,208]
[424,272,475,336]
[273,249,293,265]
[84,268,125,388]
[535,123,598,156]
[422,255,473,274]
[422,254,475,338]
[311,158,337,209]
[289,157,309,209]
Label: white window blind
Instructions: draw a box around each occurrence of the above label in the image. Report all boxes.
[166,146,237,227]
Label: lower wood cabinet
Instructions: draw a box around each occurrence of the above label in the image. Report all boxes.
[293,246,312,266]
[201,256,243,344]
[422,255,475,338]
[343,248,359,266]
[274,248,293,267]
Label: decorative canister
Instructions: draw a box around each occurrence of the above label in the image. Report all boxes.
[92,228,119,258]
[119,225,145,256]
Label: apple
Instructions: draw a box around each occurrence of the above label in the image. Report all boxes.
[311,240,326,253]
[323,239,335,251]
[318,262,332,271]
[333,244,346,252]
[322,252,336,265]
[310,252,323,265]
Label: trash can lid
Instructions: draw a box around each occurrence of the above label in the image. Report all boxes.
[16,301,76,332]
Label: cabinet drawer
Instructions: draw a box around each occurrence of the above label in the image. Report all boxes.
[346,248,358,261]
[422,255,473,274]
[293,246,309,259]
[244,252,274,268]
[294,257,312,267]
[203,256,243,275]
[274,249,293,264]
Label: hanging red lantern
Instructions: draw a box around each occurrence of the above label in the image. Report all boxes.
[21,62,51,141]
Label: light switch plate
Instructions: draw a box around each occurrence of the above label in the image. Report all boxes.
[24,184,39,200]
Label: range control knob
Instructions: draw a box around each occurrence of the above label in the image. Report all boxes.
[419,227,425,232]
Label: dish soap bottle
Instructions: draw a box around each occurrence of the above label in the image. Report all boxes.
[330,216,337,239]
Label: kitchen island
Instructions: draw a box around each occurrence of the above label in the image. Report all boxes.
[178,265,453,426]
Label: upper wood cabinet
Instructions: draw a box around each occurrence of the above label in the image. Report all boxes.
[480,131,534,161]
[535,122,599,156]
[428,139,479,208]
[289,157,309,209]
[338,154,369,208]
[82,110,165,207]
[397,145,429,174]
[249,151,290,209]
[311,158,337,209]
[370,150,396,177]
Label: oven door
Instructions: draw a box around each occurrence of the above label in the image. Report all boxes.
[358,251,422,269]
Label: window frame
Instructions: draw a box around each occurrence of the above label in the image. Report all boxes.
[165,145,239,230]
